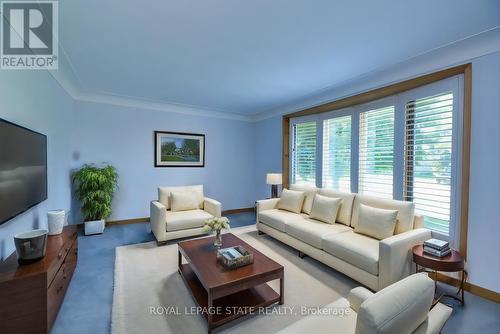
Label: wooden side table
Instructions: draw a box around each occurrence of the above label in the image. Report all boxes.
[412,245,467,306]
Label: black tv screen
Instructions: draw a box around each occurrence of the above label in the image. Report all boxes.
[0,119,47,224]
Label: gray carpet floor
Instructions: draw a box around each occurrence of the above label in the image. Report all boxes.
[51,212,500,333]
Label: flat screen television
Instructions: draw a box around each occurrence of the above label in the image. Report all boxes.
[0,119,47,225]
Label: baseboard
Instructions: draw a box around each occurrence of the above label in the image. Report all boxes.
[106,217,150,226]
[222,207,255,215]
[436,272,500,303]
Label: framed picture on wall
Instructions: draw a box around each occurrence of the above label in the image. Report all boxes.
[154,131,205,167]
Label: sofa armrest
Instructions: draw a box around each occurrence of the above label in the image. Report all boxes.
[413,303,452,334]
[348,287,373,312]
[256,198,280,224]
[378,228,432,290]
[204,197,222,217]
[150,201,167,241]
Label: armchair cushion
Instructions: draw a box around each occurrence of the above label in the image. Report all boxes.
[309,194,342,225]
[322,231,379,275]
[158,185,204,210]
[290,183,318,214]
[355,273,434,334]
[278,189,305,213]
[170,191,200,212]
[354,204,398,240]
[165,209,212,232]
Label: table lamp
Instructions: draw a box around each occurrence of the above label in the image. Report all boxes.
[266,173,282,198]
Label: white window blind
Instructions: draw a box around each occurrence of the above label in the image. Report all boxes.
[322,115,351,192]
[358,106,395,198]
[404,92,453,235]
[291,121,316,185]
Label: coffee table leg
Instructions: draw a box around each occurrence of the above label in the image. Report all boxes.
[279,276,284,305]
[207,290,213,334]
[178,250,182,273]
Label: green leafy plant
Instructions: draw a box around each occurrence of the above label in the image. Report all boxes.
[73,164,118,221]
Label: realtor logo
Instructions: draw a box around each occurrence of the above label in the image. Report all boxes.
[1,0,58,69]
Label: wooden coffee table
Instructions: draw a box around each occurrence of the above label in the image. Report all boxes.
[178,233,284,333]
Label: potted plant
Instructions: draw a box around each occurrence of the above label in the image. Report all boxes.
[204,217,230,248]
[73,164,118,235]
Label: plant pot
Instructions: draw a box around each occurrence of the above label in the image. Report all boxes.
[14,229,48,264]
[47,210,66,235]
[84,219,105,235]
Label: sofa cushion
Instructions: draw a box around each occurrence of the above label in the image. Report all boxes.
[318,189,355,226]
[278,189,305,213]
[309,194,342,225]
[258,209,302,232]
[170,191,200,212]
[322,231,379,275]
[165,209,212,232]
[158,185,204,210]
[356,273,435,334]
[286,218,351,249]
[290,183,318,214]
[351,194,415,234]
[355,204,398,240]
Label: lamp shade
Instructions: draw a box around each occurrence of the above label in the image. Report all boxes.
[266,173,282,185]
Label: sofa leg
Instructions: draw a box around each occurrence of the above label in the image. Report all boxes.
[298,251,306,259]
[258,230,265,235]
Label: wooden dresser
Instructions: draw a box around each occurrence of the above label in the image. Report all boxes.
[0,225,78,334]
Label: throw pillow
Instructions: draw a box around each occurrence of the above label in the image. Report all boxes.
[277,189,305,214]
[290,183,318,214]
[170,191,200,212]
[309,194,342,224]
[355,204,398,240]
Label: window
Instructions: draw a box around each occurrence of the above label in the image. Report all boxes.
[358,106,395,198]
[291,121,316,185]
[288,76,462,239]
[404,92,454,235]
[322,115,351,192]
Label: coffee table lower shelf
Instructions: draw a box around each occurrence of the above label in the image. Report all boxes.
[179,263,281,331]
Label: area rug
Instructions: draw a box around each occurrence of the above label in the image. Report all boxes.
[111,226,358,333]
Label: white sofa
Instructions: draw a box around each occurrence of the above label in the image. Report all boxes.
[150,185,222,244]
[277,273,452,334]
[256,184,432,291]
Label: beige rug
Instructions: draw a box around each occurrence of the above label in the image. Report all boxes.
[111,226,358,333]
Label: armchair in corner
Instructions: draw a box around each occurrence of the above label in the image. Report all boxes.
[150,185,222,245]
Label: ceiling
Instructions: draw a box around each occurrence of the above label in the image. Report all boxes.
[59,0,500,116]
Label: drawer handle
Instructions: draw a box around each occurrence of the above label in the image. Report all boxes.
[57,286,63,293]
[58,252,63,259]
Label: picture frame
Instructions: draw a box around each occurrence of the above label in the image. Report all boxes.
[154,131,205,167]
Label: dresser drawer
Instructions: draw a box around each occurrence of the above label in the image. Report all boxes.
[47,260,73,328]
[47,237,76,287]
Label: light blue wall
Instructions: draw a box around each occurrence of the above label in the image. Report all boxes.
[254,49,500,292]
[0,71,74,260]
[254,116,282,200]
[71,101,256,221]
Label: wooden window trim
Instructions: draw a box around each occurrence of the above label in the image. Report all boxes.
[282,63,472,258]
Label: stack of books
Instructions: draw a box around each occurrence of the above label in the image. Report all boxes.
[423,238,451,257]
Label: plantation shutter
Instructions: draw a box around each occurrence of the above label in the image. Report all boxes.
[322,115,351,192]
[358,106,395,198]
[404,92,453,235]
[291,121,316,185]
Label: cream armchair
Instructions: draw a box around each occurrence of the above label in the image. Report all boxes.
[150,185,221,244]
[278,273,452,334]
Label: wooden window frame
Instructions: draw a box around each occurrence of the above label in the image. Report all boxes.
[282,63,472,258]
